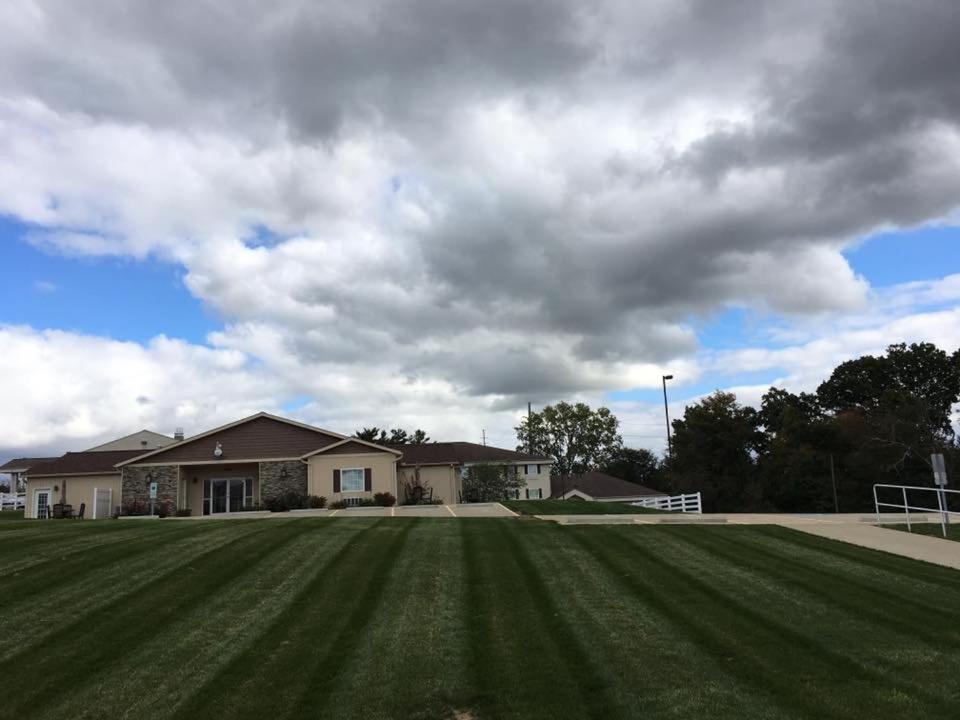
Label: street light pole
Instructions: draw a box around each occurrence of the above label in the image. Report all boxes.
[662,374,674,458]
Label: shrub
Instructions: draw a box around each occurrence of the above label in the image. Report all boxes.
[174,508,193,517]
[373,492,396,507]
[264,492,307,512]
[121,499,149,516]
[307,495,327,509]
[329,499,347,510]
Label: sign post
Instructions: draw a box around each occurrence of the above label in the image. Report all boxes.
[931,453,949,536]
[149,481,158,517]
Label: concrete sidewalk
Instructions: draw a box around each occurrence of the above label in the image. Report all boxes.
[540,511,960,571]
[787,522,960,571]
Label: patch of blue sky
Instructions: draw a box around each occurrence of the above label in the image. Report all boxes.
[845,225,960,287]
[607,366,787,405]
[243,223,296,248]
[0,215,218,344]
[281,396,314,414]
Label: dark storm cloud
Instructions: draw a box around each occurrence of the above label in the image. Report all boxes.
[3,0,960,400]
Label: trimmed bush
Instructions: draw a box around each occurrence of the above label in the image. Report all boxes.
[264,492,307,512]
[373,492,396,507]
[307,495,327,509]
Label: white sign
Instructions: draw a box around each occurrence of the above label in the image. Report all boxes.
[932,453,948,486]
[149,481,158,499]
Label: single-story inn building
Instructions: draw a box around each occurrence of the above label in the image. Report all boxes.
[21,413,553,518]
[550,471,667,503]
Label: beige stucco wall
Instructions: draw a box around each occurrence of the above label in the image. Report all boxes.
[397,465,460,504]
[307,452,398,503]
[519,463,552,499]
[26,474,121,519]
[397,462,553,503]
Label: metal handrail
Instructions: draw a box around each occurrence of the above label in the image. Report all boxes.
[873,483,958,537]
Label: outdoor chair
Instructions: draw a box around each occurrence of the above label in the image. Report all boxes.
[75,503,85,520]
[51,504,64,519]
[62,504,74,519]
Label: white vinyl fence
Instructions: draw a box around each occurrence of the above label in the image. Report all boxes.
[873,483,958,538]
[631,492,702,514]
[0,493,25,511]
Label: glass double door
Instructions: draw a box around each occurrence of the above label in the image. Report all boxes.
[204,478,249,514]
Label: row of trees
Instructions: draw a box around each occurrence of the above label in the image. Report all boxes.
[670,343,960,512]
[516,343,960,513]
[354,427,431,444]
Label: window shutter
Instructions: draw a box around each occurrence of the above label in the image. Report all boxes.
[364,468,372,492]
[525,488,529,499]
[333,468,341,493]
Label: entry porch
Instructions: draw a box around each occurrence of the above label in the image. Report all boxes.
[179,463,261,515]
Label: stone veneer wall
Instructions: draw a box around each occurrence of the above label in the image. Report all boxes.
[121,465,179,513]
[260,460,307,501]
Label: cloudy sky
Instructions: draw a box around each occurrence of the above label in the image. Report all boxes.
[1,0,959,461]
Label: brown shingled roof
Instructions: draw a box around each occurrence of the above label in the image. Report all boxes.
[396,442,552,466]
[551,471,665,500]
[28,450,144,477]
[0,457,58,473]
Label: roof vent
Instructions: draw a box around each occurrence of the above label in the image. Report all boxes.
[174,427,185,441]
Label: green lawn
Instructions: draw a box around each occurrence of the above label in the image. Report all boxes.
[0,510,24,521]
[1,518,959,719]
[885,522,960,541]
[502,499,662,514]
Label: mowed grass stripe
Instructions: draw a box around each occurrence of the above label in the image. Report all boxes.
[0,521,267,659]
[310,520,472,720]
[571,526,862,719]
[594,526,956,718]
[506,521,769,718]
[0,521,170,573]
[678,525,960,647]
[0,520,311,717]
[169,518,416,720]
[40,520,368,720]
[462,519,602,720]
[0,521,233,602]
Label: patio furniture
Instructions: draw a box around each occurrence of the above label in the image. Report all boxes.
[75,502,85,520]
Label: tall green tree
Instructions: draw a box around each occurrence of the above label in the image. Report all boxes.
[515,402,622,476]
[669,391,763,512]
[817,343,960,495]
[461,463,525,502]
[603,447,667,491]
[757,388,839,512]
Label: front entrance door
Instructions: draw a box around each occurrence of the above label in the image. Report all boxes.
[203,478,252,515]
[33,488,51,518]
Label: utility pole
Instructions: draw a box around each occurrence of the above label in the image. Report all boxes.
[527,401,532,453]
[482,429,486,446]
[662,375,674,458]
[829,453,839,513]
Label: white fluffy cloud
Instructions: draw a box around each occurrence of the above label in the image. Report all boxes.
[1,0,959,456]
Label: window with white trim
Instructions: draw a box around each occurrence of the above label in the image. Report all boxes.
[527,488,542,500]
[341,468,365,493]
[526,464,539,475]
